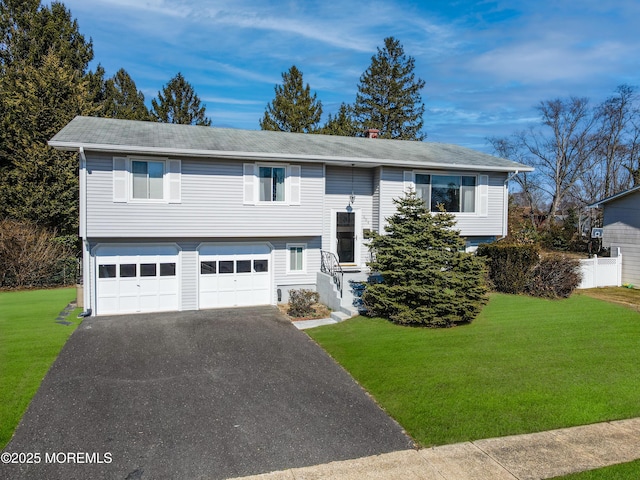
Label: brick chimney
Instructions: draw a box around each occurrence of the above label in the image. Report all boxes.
[365,128,379,139]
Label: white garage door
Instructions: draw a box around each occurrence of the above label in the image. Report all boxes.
[199,244,272,309]
[95,245,180,315]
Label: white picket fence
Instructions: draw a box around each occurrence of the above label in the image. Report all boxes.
[577,247,622,289]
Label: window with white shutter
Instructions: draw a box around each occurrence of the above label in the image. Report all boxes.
[112,156,180,203]
[113,157,128,203]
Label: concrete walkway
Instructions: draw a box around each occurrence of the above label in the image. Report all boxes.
[230,418,640,480]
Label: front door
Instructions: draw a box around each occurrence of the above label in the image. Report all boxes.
[336,212,355,264]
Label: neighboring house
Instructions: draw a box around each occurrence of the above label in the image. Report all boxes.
[589,185,640,286]
[49,116,532,316]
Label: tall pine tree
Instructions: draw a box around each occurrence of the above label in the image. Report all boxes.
[0,0,93,73]
[101,68,150,120]
[354,37,426,140]
[260,65,322,133]
[151,72,211,126]
[362,191,487,327]
[0,0,98,235]
[0,49,96,234]
[318,103,358,136]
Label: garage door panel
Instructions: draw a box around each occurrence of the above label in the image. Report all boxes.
[158,278,178,295]
[198,244,272,309]
[96,245,180,315]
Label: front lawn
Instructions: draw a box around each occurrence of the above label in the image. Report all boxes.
[553,459,640,479]
[0,287,79,448]
[307,293,640,447]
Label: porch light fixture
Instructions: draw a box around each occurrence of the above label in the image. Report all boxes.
[349,164,356,205]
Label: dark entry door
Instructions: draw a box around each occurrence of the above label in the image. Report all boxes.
[336,212,355,263]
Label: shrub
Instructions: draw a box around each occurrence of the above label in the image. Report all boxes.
[526,254,581,298]
[476,243,540,294]
[288,289,320,317]
[362,192,488,328]
[0,219,75,289]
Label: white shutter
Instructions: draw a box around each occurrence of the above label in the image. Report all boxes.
[478,175,489,216]
[113,157,128,203]
[167,159,181,203]
[288,165,301,205]
[243,163,256,204]
[403,170,414,194]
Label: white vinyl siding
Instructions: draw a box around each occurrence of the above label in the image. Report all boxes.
[89,153,322,238]
[87,238,321,315]
[602,192,640,286]
[287,243,306,273]
[324,166,374,266]
[379,168,505,237]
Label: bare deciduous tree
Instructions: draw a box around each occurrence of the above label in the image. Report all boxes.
[0,219,73,288]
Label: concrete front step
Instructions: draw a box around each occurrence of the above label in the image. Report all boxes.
[330,310,354,322]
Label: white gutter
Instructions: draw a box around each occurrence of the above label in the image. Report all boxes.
[48,141,535,173]
[78,147,92,315]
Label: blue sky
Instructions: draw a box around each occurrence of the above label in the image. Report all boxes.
[56,0,640,152]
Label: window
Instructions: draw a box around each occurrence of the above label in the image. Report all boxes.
[120,264,136,277]
[236,260,251,273]
[244,163,300,205]
[259,166,285,202]
[287,244,306,273]
[415,174,476,213]
[253,259,268,273]
[132,160,164,199]
[140,263,157,277]
[99,264,116,278]
[160,263,176,276]
[114,157,181,203]
[200,261,216,275]
[219,261,234,274]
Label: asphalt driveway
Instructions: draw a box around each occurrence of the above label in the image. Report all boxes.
[2,307,412,479]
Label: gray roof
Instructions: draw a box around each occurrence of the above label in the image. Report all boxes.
[49,116,533,172]
[588,185,640,208]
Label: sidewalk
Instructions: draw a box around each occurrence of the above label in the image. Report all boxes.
[230,418,640,480]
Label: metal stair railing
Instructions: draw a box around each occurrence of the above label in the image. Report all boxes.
[320,250,344,298]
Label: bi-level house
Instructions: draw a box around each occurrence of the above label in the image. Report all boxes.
[50,116,532,316]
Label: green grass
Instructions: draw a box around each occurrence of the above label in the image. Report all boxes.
[553,460,640,479]
[308,293,640,447]
[0,288,80,448]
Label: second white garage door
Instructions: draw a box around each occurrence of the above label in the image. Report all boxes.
[199,243,272,308]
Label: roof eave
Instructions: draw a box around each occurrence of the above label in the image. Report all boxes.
[48,140,534,173]
[587,185,640,208]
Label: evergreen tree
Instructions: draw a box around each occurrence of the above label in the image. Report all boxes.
[260,65,322,133]
[0,0,98,235]
[354,37,426,140]
[86,63,106,109]
[0,0,93,73]
[151,72,211,126]
[0,49,97,234]
[362,191,487,327]
[102,68,150,120]
[318,103,358,136]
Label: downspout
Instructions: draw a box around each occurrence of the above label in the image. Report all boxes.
[501,170,519,239]
[78,147,92,317]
